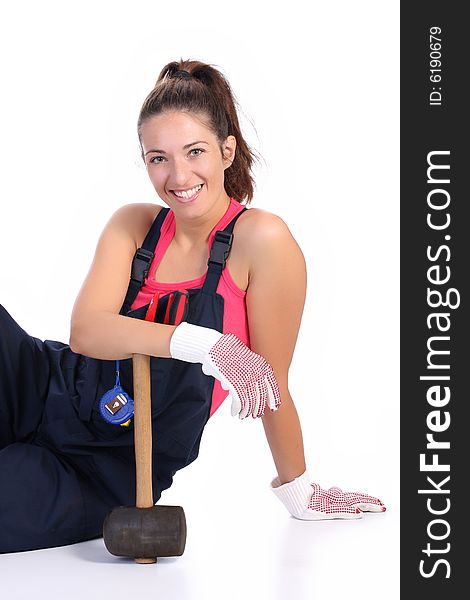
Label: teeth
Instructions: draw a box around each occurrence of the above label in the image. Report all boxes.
[173,184,202,198]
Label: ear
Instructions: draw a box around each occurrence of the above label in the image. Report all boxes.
[222,135,237,168]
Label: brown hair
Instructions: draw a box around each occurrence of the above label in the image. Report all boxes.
[137,59,260,205]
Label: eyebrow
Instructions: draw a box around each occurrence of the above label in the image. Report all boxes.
[144,141,209,156]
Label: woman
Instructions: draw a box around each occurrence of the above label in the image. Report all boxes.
[0,59,385,554]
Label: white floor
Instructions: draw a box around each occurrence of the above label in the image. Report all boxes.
[1,506,397,600]
[1,414,399,600]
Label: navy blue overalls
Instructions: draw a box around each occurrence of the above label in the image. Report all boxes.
[0,204,247,553]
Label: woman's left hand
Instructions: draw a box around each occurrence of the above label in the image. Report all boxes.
[270,469,386,520]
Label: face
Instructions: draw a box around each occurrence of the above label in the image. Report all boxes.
[140,111,236,218]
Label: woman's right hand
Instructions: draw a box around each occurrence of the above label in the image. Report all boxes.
[169,322,281,419]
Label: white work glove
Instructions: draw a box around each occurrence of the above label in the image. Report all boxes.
[270,469,386,520]
[170,321,281,419]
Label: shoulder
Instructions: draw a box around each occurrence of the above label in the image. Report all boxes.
[234,207,306,285]
[109,202,166,248]
[235,206,302,255]
[235,206,289,238]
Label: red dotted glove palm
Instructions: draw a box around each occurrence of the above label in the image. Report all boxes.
[201,333,281,419]
[270,470,386,520]
[170,322,281,419]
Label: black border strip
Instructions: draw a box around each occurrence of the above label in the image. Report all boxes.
[401,3,467,595]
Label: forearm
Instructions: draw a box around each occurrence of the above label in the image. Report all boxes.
[261,389,306,485]
[69,310,176,360]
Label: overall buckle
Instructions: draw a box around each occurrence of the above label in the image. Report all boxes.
[207,231,233,269]
[130,248,154,283]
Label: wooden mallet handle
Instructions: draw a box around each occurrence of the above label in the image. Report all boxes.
[132,353,156,564]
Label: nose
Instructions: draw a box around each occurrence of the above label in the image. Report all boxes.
[168,156,193,188]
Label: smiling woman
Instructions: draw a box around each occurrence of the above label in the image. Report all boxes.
[0,58,385,555]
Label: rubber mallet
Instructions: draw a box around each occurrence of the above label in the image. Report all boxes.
[102,353,187,563]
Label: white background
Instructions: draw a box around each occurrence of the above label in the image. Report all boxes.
[0,1,399,598]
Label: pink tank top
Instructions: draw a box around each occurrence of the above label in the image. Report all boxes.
[130,197,250,418]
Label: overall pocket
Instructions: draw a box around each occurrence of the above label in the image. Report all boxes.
[126,291,189,326]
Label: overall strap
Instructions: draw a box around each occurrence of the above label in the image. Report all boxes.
[202,207,248,294]
[119,207,170,315]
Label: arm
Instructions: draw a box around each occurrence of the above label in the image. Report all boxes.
[245,210,307,400]
[69,203,176,360]
[244,210,308,481]
[245,212,386,518]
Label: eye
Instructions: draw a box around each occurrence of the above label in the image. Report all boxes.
[148,155,165,164]
[189,148,204,157]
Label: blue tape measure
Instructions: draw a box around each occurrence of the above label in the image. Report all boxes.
[98,360,134,426]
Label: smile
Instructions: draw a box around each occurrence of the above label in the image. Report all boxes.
[170,184,203,203]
